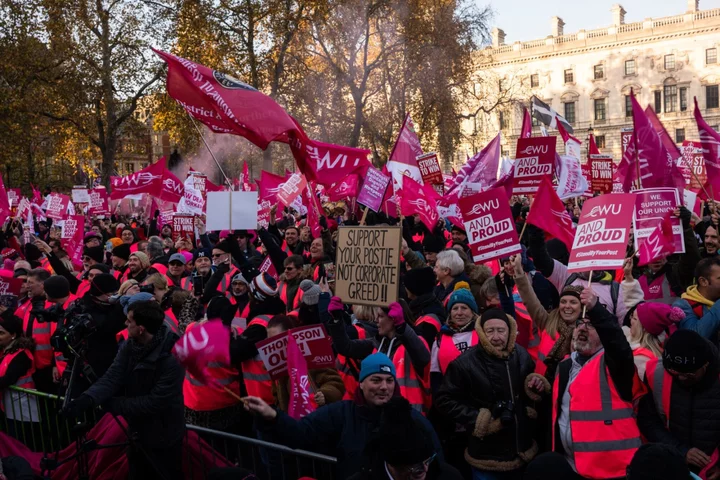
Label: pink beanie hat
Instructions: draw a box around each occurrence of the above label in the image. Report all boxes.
[181,251,194,264]
[637,303,685,336]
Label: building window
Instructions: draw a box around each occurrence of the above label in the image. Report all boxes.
[664,54,675,70]
[707,48,717,65]
[676,128,686,143]
[564,102,576,124]
[625,60,636,76]
[664,85,677,113]
[564,69,574,84]
[654,91,662,113]
[499,111,508,129]
[708,85,720,109]
[680,87,688,112]
[625,95,633,117]
[596,135,606,149]
[594,64,604,80]
[530,74,539,88]
[126,163,135,174]
[594,98,606,121]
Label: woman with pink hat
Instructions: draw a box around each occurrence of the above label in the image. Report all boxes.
[624,302,685,379]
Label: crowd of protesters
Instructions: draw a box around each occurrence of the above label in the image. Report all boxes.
[0,192,718,480]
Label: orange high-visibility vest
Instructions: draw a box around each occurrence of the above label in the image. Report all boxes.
[279,282,303,311]
[375,339,431,415]
[76,279,91,298]
[151,263,168,276]
[535,330,559,376]
[183,322,243,411]
[23,300,53,369]
[337,325,367,400]
[0,349,35,412]
[644,357,672,429]
[14,298,32,323]
[551,353,644,479]
[437,331,478,375]
[240,315,274,404]
[415,314,441,332]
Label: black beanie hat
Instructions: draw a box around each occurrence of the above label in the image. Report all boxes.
[44,276,70,300]
[206,295,235,325]
[403,267,436,297]
[367,397,435,467]
[89,273,119,297]
[88,263,110,275]
[422,235,444,254]
[214,240,233,254]
[480,308,510,328]
[111,243,131,261]
[626,444,690,480]
[663,329,714,373]
[83,246,105,264]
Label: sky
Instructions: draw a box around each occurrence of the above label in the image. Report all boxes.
[485,0,720,44]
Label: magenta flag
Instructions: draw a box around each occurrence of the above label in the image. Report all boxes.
[61,215,85,269]
[399,176,438,231]
[645,106,685,193]
[526,176,575,251]
[172,320,231,385]
[386,114,424,192]
[694,98,720,197]
[0,176,11,226]
[290,134,371,188]
[110,161,164,200]
[303,181,324,238]
[638,215,675,267]
[159,164,185,204]
[443,134,501,204]
[326,174,359,202]
[520,108,532,139]
[287,332,316,420]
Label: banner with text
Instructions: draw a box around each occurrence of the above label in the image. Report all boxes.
[417,152,443,186]
[44,194,71,220]
[682,140,706,192]
[357,167,391,212]
[589,154,615,194]
[459,187,521,264]
[172,214,196,243]
[632,187,684,254]
[61,215,85,268]
[512,137,556,194]
[255,324,336,380]
[568,193,636,273]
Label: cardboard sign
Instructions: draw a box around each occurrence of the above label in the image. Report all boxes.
[633,188,684,254]
[71,187,90,204]
[7,189,20,207]
[589,155,615,194]
[206,191,259,231]
[172,214,195,242]
[682,140,706,192]
[258,255,279,281]
[581,164,593,198]
[88,188,110,215]
[277,173,307,208]
[335,226,401,307]
[255,324,335,380]
[459,187,521,264]
[189,172,207,194]
[568,193,636,273]
[512,137,556,194]
[0,275,22,296]
[44,193,70,220]
[621,128,633,154]
[357,166,391,212]
[417,152,443,185]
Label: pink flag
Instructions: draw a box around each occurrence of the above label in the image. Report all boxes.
[257,170,285,228]
[110,161,165,200]
[399,177,438,231]
[172,320,231,385]
[303,181,323,237]
[645,106,685,193]
[526,176,575,251]
[158,160,185,204]
[520,108,532,139]
[326,174,359,202]
[387,114,424,192]
[443,134,501,204]
[30,184,42,205]
[638,215,675,267]
[289,134,371,188]
[61,215,85,269]
[0,176,11,226]
[694,98,720,197]
[287,332,316,419]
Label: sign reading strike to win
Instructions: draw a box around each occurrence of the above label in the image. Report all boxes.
[416,153,443,185]
[335,226,401,307]
[513,137,556,194]
[172,214,195,243]
[568,193,636,273]
[459,187,521,264]
[255,324,336,380]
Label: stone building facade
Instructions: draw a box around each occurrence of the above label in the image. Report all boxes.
[464,0,720,163]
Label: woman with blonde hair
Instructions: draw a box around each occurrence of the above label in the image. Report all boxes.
[624,302,684,379]
[117,279,140,296]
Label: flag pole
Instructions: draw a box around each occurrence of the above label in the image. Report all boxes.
[581,274,594,318]
[188,116,233,188]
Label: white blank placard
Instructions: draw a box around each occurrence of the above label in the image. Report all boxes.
[206,191,258,231]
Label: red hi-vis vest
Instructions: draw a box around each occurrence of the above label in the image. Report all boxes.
[374,340,432,415]
[279,282,303,311]
[241,315,274,405]
[337,325,367,400]
[183,322,244,411]
[23,300,54,369]
[535,330,559,376]
[14,298,32,324]
[0,349,35,412]
[644,357,672,428]
[639,274,676,304]
[76,279,91,299]
[416,314,441,332]
[437,331,478,375]
[551,353,644,479]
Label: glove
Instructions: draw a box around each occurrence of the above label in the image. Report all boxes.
[319,216,328,229]
[328,296,344,313]
[62,394,94,418]
[524,224,545,245]
[678,206,692,229]
[387,302,405,328]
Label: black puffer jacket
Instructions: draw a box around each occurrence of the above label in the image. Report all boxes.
[435,315,546,472]
[638,339,720,463]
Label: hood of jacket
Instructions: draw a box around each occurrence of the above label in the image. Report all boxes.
[475,313,518,360]
[681,285,715,307]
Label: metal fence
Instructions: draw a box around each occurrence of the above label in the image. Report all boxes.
[1,386,337,480]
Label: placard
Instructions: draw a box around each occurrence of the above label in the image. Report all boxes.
[357,166,390,212]
[682,140,706,192]
[621,128,633,154]
[0,275,22,296]
[7,189,20,207]
[568,193,636,273]
[512,137,556,194]
[589,154,615,194]
[71,187,90,204]
[633,188,684,254]
[88,188,110,215]
[44,193,71,220]
[255,324,335,380]
[581,163,593,198]
[335,226,401,307]
[277,173,307,208]
[206,191,259,231]
[172,213,195,242]
[416,152,443,185]
[459,187,521,264]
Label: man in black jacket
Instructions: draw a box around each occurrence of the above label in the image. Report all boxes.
[638,329,720,477]
[65,300,184,480]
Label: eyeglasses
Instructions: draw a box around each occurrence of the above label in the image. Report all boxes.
[403,453,436,474]
[575,319,595,329]
[169,262,184,267]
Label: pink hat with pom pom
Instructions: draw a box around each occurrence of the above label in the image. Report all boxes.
[636,302,685,336]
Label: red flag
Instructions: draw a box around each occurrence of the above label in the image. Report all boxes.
[694,98,720,197]
[303,181,324,237]
[588,134,600,155]
[520,108,532,139]
[30,184,42,205]
[257,170,285,228]
[286,332,316,420]
[443,134,502,204]
[326,174,359,202]
[0,176,11,226]
[645,106,685,193]
[399,177,438,231]
[110,161,164,200]
[638,214,675,266]
[526,176,575,251]
[159,166,185,204]
[173,320,231,385]
[289,133,371,188]
[387,114,424,191]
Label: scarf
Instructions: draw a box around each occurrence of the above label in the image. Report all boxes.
[681,285,715,307]
[447,314,478,333]
[542,315,575,381]
[128,329,164,364]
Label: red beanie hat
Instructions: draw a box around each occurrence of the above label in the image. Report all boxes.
[637,302,685,336]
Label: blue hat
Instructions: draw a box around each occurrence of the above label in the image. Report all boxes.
[193,248,212,263]
[359,353,396,382]
[121,292,155,315]
[447,286,478,314]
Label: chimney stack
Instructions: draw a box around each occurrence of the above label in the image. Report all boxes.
[611,4,626,25]
[491,28,506,48]
[551,17,565,37]
[687,0,699,12]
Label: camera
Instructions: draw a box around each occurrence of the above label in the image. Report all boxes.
[493,400,515,427]
[32,304,65,324]
[50,303,97,356]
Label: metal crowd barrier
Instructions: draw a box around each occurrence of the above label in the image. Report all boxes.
[1,386,337,480]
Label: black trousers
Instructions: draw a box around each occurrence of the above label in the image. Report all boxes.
[128,439,183,480]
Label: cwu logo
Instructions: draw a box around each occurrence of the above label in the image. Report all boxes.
[213,71,258,91]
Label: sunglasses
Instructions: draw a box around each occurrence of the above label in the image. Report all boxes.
[285,266,296,271]
[211,253,226,258]
[403,453,436,474]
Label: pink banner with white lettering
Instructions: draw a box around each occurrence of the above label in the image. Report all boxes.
[512,137,556,194]
[45,194,71,220]
[632,188,684,254]
[61,215,85,268]
[459,187,521,264]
